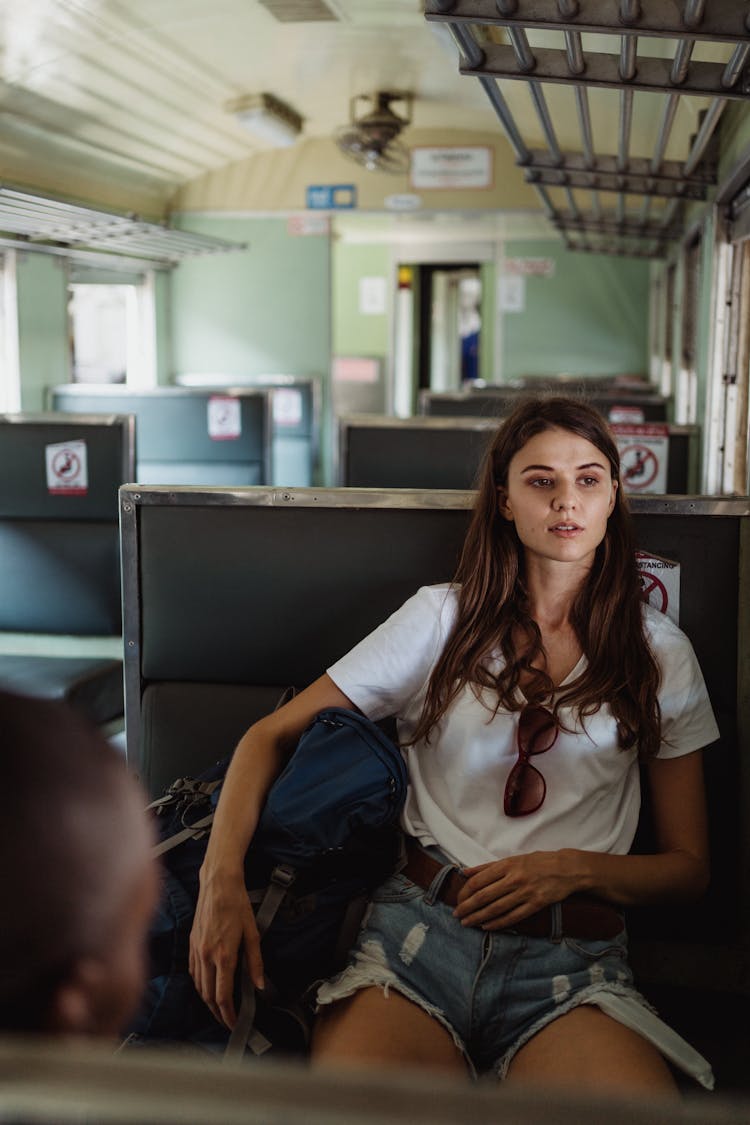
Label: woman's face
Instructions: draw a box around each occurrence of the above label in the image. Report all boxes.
[497,425,618,570]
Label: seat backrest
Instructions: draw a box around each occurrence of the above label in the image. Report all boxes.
[172,375,318,487]
[419,389,670,423]
[0,413,134,634]
[48,385,272,485]
[338,415,497,489]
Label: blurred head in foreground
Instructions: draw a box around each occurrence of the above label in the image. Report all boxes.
[0,690,157,1037]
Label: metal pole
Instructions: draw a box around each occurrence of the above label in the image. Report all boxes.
[661,198,680,230]
[535,184,558,222]
[447,21,485,70]
[564,186,580,219]
[670,38,695,86]
[507,28,536,73]
[529,82,563,164]
[575,87,594,167]
[619,35,637,81]
[650,92,680,174]
[564,31,585,75]
[619,1,640,24]
[617,88,634,172]
[683,98,727,176]
[682,0,706,29]
[723,43,750,89]
[477,75,531,162]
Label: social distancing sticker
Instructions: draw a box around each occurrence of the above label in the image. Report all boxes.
[45,440,88,495]
[207,395,241,441]
[636,551,680,625]
[612,423,669,493]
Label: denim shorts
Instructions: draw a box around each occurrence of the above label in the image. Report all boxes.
[315,851,714,1088]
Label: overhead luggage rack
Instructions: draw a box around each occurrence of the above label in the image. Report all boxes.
[425,1,750,258]
[0,187,246,268]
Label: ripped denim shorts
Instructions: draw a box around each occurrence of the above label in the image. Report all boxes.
[315,849,714,1088]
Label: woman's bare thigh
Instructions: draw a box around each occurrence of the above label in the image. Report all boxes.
[506,1004,678,1097]
[311,987,468,1075]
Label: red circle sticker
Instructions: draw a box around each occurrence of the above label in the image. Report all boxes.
[621,444,658,489]
[638,570,668,613]
[52,448,81,480]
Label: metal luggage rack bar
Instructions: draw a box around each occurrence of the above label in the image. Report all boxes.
[0,186,247,266]
[425,1,750,258]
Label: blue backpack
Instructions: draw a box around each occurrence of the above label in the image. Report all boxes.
[127,707,408,1058]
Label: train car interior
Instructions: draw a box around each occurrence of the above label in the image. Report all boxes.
[1,1,750,1120]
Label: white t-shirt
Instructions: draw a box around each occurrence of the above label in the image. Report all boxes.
[327,584,720,869]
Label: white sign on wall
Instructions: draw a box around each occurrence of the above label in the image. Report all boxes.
[499,275,526,313]
[410,146,493,190]
[612,423,670,493]
[504,257,556,278]
[359,276,387,315]
[45,440,88,495]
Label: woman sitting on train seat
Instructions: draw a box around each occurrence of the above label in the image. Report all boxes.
[0,690,157,1038]
[190,396,719,1096]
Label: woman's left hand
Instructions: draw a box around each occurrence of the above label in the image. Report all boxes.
[453,850,578,930]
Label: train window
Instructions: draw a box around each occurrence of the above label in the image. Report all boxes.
[718,239,750,494]
[678,235,701,426]
[0,252,20,411]
[68,272,156,387]
[663,264,676,400]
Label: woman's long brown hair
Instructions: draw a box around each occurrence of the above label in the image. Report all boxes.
[410,396,662,758]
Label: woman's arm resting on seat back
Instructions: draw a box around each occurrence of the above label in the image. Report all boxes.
[454,750,710,930]
[189,673,355,1030]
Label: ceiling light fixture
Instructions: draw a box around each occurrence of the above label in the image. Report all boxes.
[226,92,303,147]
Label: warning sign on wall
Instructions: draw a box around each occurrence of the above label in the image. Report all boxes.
[612,423,669,493]
[45,440,88,495]
[207,395,241,441]
[608,405,645,424]
[636,551,680,625]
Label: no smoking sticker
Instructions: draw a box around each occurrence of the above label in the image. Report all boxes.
[636,551,680,625]
[612,424,669,493]
[207,395,242,441]
[45,440,88,495]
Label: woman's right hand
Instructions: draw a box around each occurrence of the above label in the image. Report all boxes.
[189,865,264,1030]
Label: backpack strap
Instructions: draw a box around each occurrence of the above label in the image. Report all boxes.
[224,962,271,1061]
[151,811,215,858]
[223,863,297,1059]
[148,777,223,858]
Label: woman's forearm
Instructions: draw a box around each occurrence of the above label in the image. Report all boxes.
[563,846,709,906]
[199,673,356,882]
[199,725,288,880]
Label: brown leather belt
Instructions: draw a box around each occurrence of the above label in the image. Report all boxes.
[402,838,624,941]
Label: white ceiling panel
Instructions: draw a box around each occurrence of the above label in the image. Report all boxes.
[0,0,746,258]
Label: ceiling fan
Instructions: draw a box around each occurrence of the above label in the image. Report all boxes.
[334,91,412,174]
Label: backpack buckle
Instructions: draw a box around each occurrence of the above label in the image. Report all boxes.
[270,864,296,891]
